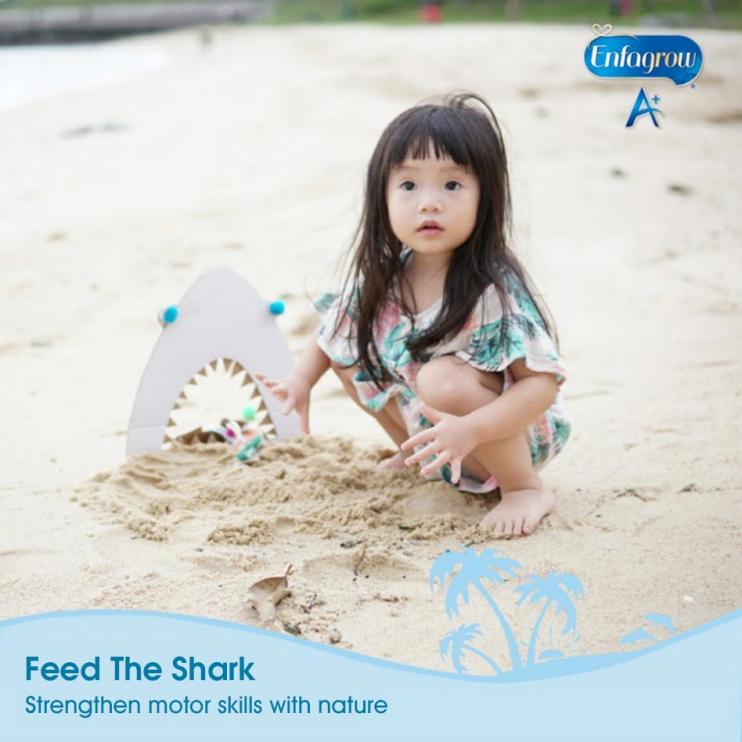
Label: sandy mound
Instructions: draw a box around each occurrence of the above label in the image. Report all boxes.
[79,437,490,545]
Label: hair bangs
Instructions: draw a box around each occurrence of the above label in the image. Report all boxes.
[387,108,475,171]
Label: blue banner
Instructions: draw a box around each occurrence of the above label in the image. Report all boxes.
[1,609,740,740]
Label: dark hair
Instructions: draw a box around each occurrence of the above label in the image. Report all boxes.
[332,91,557,390]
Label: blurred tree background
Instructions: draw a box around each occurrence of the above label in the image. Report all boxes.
[1,0,739,28]
[272,0,741,28]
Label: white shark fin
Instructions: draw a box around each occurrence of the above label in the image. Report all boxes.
[126,268,301,456]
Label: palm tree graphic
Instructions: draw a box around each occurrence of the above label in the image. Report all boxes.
[439,624,502,674]
[620,627,655,645]
[430,547,522,670]
[620,613,677,645]
[514,572,583,665]
[432,549,676,674]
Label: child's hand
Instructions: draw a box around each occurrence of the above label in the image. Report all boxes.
[254,372,311,434]
[400,403,480,485]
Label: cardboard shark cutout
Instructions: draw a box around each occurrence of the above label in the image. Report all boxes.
[127,268,300,456]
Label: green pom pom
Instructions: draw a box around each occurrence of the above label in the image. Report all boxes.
[242,405,257,421]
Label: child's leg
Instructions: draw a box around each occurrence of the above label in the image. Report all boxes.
[330,362,409,467]
[415,356,553,539]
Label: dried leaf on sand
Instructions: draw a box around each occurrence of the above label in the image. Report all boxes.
[247,564,292,622]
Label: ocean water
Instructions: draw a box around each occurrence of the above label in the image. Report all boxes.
[0,42,171,110]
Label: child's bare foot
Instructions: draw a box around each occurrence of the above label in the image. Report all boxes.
[479,486,554,539]
[380,451,407,470]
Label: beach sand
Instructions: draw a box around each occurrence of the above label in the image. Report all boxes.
[1,22,740,672]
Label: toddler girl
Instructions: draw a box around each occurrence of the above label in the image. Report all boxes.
[257,92,570,539]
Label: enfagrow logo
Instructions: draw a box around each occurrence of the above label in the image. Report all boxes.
[583,25,703,127]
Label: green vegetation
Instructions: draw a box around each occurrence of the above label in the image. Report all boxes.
[263,0,742,28]
[2,0,741,29]
[2,0,178,7]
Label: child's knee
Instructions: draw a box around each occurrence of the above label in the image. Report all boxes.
[416,356,498,415]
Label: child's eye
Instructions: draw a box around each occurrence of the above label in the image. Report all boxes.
[400,181,415,191]
[444,181,462,191]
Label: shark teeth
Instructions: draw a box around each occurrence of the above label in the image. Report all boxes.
[164,357,278,448]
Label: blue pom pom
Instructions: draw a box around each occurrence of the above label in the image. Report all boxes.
[269,300,285,316]
[158,305,179,326]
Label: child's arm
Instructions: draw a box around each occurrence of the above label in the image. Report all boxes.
[466,359,559,443]
[255,340,330,434]
[291,338,332,388]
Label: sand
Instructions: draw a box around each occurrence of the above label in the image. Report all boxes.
[0,22,740,672]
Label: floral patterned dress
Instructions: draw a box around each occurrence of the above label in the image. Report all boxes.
[314,250,571,493]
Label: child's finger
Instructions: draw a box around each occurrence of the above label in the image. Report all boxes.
[268,385,288,401]
[400,427,436,452]
[404,441,439,466]
[298,405,310,435]
[450,458,462,485]
[282,395,296,415]
[420,450,452,478]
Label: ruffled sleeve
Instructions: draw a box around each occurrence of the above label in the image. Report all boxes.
[313,288,406,413]
[312,289,359,367]
[454,284,566,384]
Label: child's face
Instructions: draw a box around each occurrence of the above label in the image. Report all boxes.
[386,144,480,260]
